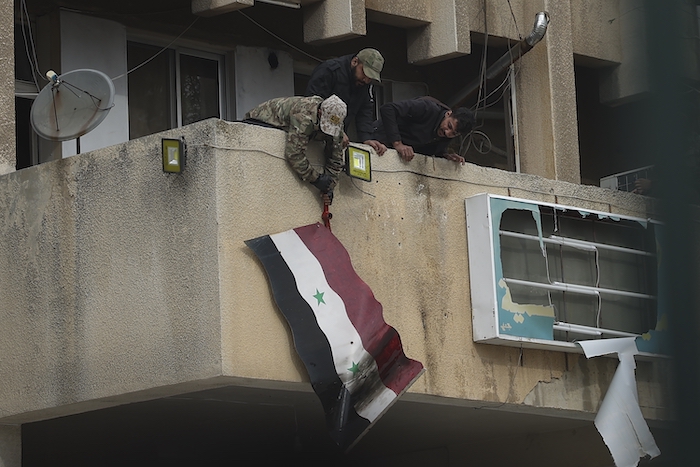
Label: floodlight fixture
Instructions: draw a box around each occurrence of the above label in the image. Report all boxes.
[162,138,186,173]
[345,145,372,182]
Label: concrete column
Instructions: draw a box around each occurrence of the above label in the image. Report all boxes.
[0,0,15,175]
[599,0,649,105]
[0,425,20,467]
[303,0,366,44]
[192,0,253,17]
[406,0,471,64]
[516,0,581,183]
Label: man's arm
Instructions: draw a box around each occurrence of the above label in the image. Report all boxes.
[284,128,319,183]
[379,99,430,161]
[324,134,345,189]
[379,99,430,146]
[284,102,320,182]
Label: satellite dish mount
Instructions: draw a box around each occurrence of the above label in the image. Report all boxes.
[31,69,116,154]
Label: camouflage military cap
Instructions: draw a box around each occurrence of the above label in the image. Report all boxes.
[356,48,384,82]
[319,95,347,137]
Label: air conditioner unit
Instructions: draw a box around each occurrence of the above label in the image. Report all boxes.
[465,193,668,358]
[600,165,653,192]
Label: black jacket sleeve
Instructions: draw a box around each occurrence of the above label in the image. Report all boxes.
[305,61,336,99]
[379,99,432,146]
[355,85,376,142]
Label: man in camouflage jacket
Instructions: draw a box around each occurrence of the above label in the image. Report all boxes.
[245,95,346,203]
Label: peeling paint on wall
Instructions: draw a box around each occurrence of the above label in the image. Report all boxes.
[498,278,555,325]
[490,198,554,340]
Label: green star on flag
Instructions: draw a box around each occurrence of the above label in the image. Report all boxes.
[348,362,360,375]
[313,289,326,305]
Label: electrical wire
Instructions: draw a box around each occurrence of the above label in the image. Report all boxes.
[473,0,489,122]
[19,0,42,90]
[350,178,376,198]
[506,0,522,40]
[238,10,322,64]
[194,138,652,212]
[16,1,200,88]
[111,16,200,81]
[471,66,515,112]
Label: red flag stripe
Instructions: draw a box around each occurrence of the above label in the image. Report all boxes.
[294,224,423,394]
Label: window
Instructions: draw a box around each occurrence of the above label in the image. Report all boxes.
[15,21,40,169]
[127,41,224,140]
[466,194,667,357]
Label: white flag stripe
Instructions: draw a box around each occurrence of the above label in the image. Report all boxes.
[271,230,366,380]
[270,230,396,421]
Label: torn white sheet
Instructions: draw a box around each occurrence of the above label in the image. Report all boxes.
[577,337,661,467]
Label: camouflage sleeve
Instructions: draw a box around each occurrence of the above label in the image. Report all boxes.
[285,103,320,182]
[324,134,345,189]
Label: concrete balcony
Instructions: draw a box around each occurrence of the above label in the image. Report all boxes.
[0,119,670,465]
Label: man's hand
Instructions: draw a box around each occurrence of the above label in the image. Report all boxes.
[342,132,349,148]
[393,141,415,162]
[444,152,465,165]
[363,139,388,156]
[311,173,333,193]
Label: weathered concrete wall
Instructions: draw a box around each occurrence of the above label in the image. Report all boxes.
[0,123,223,423]
[570,0,621,65]
[0,0,14,175]
[0,119,669,427]
[598,0,649,104]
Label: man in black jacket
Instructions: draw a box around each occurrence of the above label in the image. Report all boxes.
[369,97,475,164]
[305,48,387,153]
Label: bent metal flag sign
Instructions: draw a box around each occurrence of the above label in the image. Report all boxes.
[245,223,425,451]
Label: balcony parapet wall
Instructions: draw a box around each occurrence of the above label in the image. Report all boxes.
[0,119,669,426]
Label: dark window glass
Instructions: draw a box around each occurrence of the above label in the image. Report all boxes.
[127,42,174,140]
[179,54,219,126]
[15,24,36,83]
[16,97,33,169]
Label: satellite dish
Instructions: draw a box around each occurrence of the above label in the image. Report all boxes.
[30,69,115,143]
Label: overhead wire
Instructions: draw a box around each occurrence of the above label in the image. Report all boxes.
[18,0,43,90]
[474,67,514,110]
[238,10,322,64]
[16,1,202,84]
[461,0,524,163]
[458,0,490,160]
[15,0,200,85]
[111,16,201,81]
[506,0,522,40]
[473,0,489,120]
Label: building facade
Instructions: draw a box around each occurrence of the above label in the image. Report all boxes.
[1,1,693,466]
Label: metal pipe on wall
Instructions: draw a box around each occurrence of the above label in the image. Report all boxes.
[447,11,550,109]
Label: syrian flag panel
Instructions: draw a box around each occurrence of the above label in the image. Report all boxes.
[246,223,424,451]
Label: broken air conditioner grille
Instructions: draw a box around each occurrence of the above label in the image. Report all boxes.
[465,194,667,358]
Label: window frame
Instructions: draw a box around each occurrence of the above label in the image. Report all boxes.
[125,34,227,138]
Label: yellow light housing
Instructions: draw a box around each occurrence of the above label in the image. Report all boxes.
[345,145,372,182]
[162,138,185,173]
